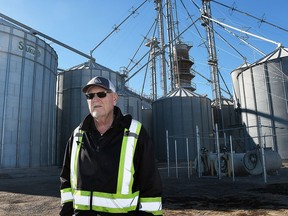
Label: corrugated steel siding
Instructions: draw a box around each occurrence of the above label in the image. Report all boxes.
[152,93,214,161]
[232,56,288,159]
[0,23,58,168]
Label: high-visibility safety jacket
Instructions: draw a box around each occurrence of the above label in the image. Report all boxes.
[60,107,162,216]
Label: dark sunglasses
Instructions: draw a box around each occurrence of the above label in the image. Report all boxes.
[85,91,112,100]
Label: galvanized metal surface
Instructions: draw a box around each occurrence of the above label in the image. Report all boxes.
[231,47,288,159]
[152,88,214,161]
[0,22,58,168]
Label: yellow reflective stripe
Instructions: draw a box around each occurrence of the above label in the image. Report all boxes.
[151,210,163,216]
[60,188,73,203]
[70,120,150,214]
[70,127,84,191]
[139,197,162,215]
[117,119,141,195]
[73,190,139,212]
[70,128,78,190]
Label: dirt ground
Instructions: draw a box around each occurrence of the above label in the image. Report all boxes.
[0,163,287,216]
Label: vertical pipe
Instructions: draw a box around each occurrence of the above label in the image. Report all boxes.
[147,39,157,100]
[175,139,178,178]
[215,124,221,179]
[186,138,190,179]
[166,130,170,177]
[260,143,267,183]
[229,135,235,182]
[224,132,227,147]
[258,117,267,183]
[196,125,201,178]
[201,0,222,110]
[155,0,167,96]
[165,0,176,90]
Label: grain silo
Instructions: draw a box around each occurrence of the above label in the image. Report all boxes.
[56,60,151,164]
[0,19,58,168]
[231,46,288,159]
[152,88,214,161]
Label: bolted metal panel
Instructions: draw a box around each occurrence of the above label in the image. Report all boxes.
[0,21,58,168]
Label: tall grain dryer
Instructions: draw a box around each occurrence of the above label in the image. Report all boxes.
[0,19,58,168]
[231,47,288,159]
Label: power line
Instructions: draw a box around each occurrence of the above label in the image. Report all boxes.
[201,15,281,46]
[212,0,288,33]
[90,0,149,57]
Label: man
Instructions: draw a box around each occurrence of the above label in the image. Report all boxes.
[60,76,162,216]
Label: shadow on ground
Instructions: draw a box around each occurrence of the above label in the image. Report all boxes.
[161,164,288,213]
[0,164,287,215]
[0,166,60,197]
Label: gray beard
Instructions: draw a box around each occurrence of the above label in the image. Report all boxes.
[91,110,98,118]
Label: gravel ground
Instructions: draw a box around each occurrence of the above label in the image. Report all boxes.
[0,163,287,216]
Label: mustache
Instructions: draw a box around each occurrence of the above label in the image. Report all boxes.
[92,105,101,109]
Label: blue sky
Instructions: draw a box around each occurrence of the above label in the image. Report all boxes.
[1,0,287,99]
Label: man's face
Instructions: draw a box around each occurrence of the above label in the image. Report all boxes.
[86,86,118,119]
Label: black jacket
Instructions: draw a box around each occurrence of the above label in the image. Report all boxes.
[60,106,162,215]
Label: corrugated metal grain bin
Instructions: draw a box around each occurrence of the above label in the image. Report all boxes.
[231,47,288,159]
[0,19,58,168]
[211,98,239,129]
[56,61,151,164]
[152,88,214,161]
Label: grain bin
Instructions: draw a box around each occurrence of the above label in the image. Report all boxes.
[0,19,58,168]
[56,60,151,164]
[152,88,214,161]
[231,47,288,159]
